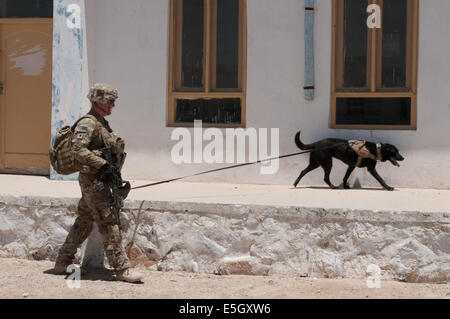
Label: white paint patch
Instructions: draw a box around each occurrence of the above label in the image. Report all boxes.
[9,44,48,76]
[66,4,81,30]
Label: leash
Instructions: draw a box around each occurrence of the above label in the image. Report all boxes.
[131,141,355,191]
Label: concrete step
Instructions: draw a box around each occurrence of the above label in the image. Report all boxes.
[0,175,448,283]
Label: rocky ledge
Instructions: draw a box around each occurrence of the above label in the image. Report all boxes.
[0,195,448,283]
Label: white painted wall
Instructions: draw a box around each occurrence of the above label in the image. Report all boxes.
[84,0,450,189]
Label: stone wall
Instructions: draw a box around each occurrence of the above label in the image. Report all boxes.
[0,195,448,283]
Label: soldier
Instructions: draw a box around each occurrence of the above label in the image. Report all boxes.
[54,83,143,284]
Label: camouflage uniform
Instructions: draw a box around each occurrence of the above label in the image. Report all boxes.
[55,84,131,272]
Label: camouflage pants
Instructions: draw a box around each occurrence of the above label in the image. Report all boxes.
[55,174,131,271]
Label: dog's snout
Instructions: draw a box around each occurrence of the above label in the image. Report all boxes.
[397,154,405,161]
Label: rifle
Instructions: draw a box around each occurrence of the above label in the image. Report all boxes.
[100,147,131,229]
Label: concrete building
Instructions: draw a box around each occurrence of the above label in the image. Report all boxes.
[1,0,449,189]
[0,1,449,282]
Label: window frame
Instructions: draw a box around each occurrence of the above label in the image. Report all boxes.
[168,0,247,128]
[330,0,419,130]
[0,0,53,19]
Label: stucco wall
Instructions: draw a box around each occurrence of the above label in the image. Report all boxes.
[84,0,450,189]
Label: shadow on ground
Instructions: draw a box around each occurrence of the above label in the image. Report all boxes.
[44,267,117,282]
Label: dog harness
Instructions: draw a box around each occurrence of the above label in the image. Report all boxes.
[348,140,382,167]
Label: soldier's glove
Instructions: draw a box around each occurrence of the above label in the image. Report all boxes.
[100,163,116,186]
[117,181,131,200]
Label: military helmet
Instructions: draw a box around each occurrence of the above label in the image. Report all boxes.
[87,83,118,104]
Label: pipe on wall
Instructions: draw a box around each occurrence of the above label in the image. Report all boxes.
[304,0,315,100]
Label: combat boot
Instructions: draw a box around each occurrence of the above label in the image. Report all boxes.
[54,262,88,275]
[116,268,144,283]
[53,262,70,274]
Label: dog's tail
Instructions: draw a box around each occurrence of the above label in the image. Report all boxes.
[295,131,315,150]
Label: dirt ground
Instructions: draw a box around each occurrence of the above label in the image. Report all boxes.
[0,258,448,299]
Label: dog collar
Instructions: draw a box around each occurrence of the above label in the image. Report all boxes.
[376,143,382,161]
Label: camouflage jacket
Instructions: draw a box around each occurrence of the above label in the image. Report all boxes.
[71,109,126,175]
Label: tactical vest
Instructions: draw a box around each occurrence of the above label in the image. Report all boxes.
[99,125,126,170]
[348,140,381,167]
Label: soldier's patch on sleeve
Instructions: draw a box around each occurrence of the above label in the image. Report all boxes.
[75,125,89,133]
[80,118,93,126]
[72,133,86,144]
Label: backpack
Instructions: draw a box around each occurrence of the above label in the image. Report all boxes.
[49,115,97,175]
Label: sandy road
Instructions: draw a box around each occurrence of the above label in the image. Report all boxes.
[0,258,448,299]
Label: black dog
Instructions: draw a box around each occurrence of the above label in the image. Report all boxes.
[293,132,404,191]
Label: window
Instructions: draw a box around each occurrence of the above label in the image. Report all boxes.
[331,0,418,130]
[0,0,53,18]
[168,0,247,127]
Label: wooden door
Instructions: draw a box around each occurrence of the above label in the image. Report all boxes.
[0,19,52,175]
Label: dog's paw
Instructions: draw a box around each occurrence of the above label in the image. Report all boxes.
[385,186,395,191]
[344,183,351,189]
